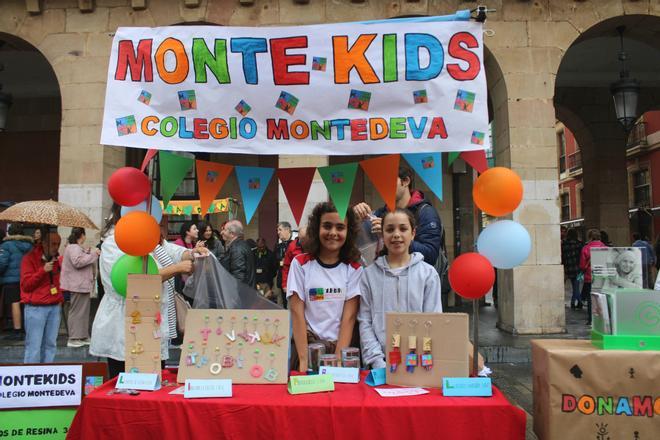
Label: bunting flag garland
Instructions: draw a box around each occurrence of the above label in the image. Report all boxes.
[402,153,443,201]
[196,160,234,215]
[447,152,461,167]
[461,150,489,174]
[317,162,359,221]
[235,166,275,224]
[359,154,400,212]
[277,167,317,226]
[159,151,194,208]
[140,148,158,172]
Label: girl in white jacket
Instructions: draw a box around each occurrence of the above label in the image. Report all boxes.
[358,208,441,369]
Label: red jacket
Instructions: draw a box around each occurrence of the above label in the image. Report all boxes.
[281,239,304,290]
[20,246,63,305]
[579,240,606,283]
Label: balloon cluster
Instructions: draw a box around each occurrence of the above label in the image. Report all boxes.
[449,167,531,300]
[107,167,162,297]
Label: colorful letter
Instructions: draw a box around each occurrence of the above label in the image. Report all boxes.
[389,117,406,139]
[310,120,331,140]
[290,120,310,139]
[369,118,389,140]
[615,397,632,416]
[350,119,368,141]
[193,118,209,139]
[332,34,379,84]
[408,117,427,139]
[155,38,189,84]
[267,119,290,140]
[330,119,350,141]
[577,395,595,415]
[561,394,576,412]
[632,396,653,417]
[382,34,398,83]
[115,39,153,82]
[597,397,613,415]
[405,34,443,81]
[239,118,257,139]
[427,117,448,139]
[230,38,268,84]
[141,116,159,136]
[192,38,230,84]
[209,118,229,139]
[270,37,310,85]
[447,32,481,81]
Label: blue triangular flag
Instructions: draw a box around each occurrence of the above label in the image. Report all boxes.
[235,166,275,223]
[402,153,443,201]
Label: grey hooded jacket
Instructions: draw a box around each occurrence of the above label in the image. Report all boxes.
[358,252,442,369]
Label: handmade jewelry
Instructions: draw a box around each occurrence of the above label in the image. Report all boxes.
[225,316,236,342]
[210,346,222,375]
[238,316,250,342]
[389,318,402,372]
[250,349,264,378]
[197,340,209,368]
[236,342,245,369]
[153,312,162,339]
[405,320,419,373]
[421,320,433,371]
[271,318,285,346]
[130,310,142,325]
[200,315,212,342]
[185,341,198,366]
[261,318,273,344]
[152,354,160,374]
[154,294,160,303]
[248,316,261,344]
[222,342,234,368]
[215,315,223,336]
[131,341,144,355]
[264,352,278,382]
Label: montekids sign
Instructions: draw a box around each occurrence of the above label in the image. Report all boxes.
[101,19,488,155]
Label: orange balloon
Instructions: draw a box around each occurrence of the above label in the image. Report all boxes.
[472,167,523,216]
[115,211,160,256]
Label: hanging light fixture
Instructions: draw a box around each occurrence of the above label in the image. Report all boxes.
[0,62,12,131]
[610,26,640,133]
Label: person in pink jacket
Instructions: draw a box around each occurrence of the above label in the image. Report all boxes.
[60,227,100,347]
[578,228,606,325]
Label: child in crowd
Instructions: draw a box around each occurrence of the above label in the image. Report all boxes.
[287,202,362,372]
[358,209,441,369]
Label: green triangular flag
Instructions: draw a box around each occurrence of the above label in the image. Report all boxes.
[159,151,194,207]
[447,152,461,167]
[318,162,359,220]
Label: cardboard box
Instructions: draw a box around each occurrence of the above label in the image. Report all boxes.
[385,313,469,388]
[532,339,660,440]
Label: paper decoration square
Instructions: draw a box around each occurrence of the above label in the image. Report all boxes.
[312,56,327,71]
[471,131,485,145]
[348,89,371,111]
[275,91,299,115]
[413,90,428,104]
[421,156,435,169]
[116,115,137,136]
[248,178,261,189]
[235,99,251,116]
[205,170,219,183]
[331,172,344,184]
[137,90,152,105]
[454,89,476,113]
[178,90,197,110]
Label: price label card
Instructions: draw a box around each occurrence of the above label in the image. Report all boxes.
[184,379,232,398]
[116,373,160,391]
[319,366,360,383]
[287,374,334,395]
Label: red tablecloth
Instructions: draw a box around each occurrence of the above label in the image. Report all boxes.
[67,371,525,440]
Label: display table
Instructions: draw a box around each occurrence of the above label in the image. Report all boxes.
[67,371,525,440]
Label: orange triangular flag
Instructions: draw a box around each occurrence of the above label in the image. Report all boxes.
[196,160,233,215]
[359,154,400,211]
[277,167,317,226]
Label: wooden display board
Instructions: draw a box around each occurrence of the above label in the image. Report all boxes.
[177,309,290,384]
[385,313,469,388]
[124,274,163,376]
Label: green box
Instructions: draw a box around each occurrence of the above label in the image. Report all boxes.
[590,329,660,351]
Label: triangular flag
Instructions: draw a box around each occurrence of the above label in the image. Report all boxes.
[461,150,489,174]
[235,166,275,223]
[447,152,461,167]
[159,151,194,208]
[317,162,359,220]
[140,149,158,172]
[359,154,400,211]
[196,160,233,215]
[277,167,316,226]
[402,152,443,201]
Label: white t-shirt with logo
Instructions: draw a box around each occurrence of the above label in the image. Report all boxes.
[287,254,362,341]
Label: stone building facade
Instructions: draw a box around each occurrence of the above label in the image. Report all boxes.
[1,0,659,334]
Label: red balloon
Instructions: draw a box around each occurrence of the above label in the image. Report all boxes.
[448,253,495,300]
[108,167,150,207]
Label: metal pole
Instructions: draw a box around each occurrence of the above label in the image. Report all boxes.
[142,154,154,273]
[472,299,479,376]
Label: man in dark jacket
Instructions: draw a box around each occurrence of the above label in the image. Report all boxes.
[354,165,444,266]
[274,222,293,305]
[0,223,33,340]
[220,220,256,287]
[253,237,277,287]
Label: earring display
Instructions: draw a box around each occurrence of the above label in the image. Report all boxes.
[177,309,290,384]
[124,275,163,377]
[385,312,469,389]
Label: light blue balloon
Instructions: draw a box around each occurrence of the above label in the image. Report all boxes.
[477,220,531,269]
[120,195,163,223]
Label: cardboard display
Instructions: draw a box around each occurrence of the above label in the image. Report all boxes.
[124,274,163,376]
[177,309,290,384]
[385,313,469,388]
[532,339,660,440]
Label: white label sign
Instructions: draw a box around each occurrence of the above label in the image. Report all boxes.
[116,372,161,391]
[184,379,232,398]
[374,387,430,397]
[0,365,83,409]
[318,366,360,383]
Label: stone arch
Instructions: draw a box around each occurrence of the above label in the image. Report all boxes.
[0,32,61,202]
[484,45,509,167]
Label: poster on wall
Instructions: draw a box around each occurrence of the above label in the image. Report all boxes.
[101,19,488,155]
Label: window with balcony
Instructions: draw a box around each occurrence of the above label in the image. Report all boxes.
[632,169,651,208]
[558,131,566,174]
[561,193,570,222]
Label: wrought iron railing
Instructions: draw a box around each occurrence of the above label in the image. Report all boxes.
[567,151,582,171]
[627,121,647,149]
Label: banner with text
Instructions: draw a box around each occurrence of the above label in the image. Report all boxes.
[0,365,82,410]
[101,20,488,155]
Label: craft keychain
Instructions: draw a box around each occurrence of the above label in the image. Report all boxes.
[153,312,162,339]
[209,346,222,375]
[271,318,285,346]
[130,310,141,325]
[128,352,139,373]
[248,316,261,344]
[236,342,245,369]
[405,320,419,373]
[225,316,236,342]
[215,315,223,336]
[185,341,198,366]
[264,352,278,382]
[200,315,212,342]
[421,321,433,371]
[131,341,144,355]
[152,354,160,374]
[197,340,209,369]
[250,349,264,378]
[389,318,402,372]
[222,342,234,368]
[261,318,273,344]
[238,316,250,341]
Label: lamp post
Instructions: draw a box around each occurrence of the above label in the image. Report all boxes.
[610,26,640,133]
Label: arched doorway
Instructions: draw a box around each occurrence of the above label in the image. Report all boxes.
[0,33,61,203]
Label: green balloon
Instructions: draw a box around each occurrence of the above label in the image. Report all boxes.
[110,254,159,297]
